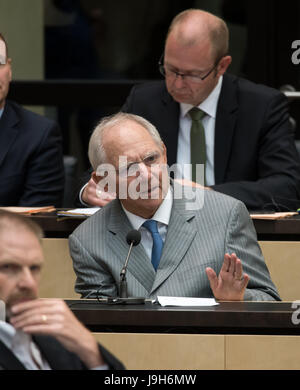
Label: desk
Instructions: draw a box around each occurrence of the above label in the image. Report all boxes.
[252,215,300,240]
[66,300,300,369]
[28,212,300,240]
[66,300,299,335]
[28,212,84,238]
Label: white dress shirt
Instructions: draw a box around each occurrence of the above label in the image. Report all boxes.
[176,75,223,186]
[0,321,51,370]
[122,186,173,261]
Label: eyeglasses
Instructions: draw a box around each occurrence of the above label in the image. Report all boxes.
[158,53,221,83]
[0,55,6,65]
[117,151,162,176]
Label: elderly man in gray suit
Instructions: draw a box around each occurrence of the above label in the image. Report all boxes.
[69,112,280,301]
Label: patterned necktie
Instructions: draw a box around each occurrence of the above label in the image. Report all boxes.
[143,220,163,271]
[189,107,207,185]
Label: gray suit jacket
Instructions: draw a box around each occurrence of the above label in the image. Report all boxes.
[69,183,280,301]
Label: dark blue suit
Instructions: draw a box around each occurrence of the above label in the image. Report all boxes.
[0,101,64,207]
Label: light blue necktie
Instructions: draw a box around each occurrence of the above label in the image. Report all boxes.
[143,220,163,271]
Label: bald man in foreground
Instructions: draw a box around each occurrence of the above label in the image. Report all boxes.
[0,210,124,370]
[80,8,300,212]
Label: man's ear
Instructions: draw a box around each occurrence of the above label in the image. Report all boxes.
[217,55,232,76]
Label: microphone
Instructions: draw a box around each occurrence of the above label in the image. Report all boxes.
[119,230,141,297]
[94,230,146,305]
[112,230,145,304]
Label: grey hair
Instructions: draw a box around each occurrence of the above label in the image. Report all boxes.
[88,112,165,170]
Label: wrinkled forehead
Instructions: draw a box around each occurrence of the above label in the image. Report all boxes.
[0,40,7,64]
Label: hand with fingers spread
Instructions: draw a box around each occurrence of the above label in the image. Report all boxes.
[9,298,105,369]
[205,253,250,301]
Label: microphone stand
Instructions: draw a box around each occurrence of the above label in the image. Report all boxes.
[119,241,133,298]
[117,241,145,304]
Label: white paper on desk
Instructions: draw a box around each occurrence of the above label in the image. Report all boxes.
[57,207,100,217]
[157,296,219,307]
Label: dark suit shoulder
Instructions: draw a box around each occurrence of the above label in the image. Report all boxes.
[224,74,285,102]
[0,100,64,207]
[122,80,172,113]
[6,100,58,131]
[129,80,166,95]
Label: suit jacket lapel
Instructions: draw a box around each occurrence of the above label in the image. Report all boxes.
[107,201,156,294]
[214,74,238,184]
[33,335,77,370]
[151,183,197,294]
[160,88,180,166]
[0,340,26,370]
[0,101,20,167]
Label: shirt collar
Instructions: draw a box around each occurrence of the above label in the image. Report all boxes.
[0,107,4,119]
[180,75,223,119]
[121,185,173,230]
[0,320,32,350]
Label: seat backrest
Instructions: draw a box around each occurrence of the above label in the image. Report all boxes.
[63,155,78,207]
[295,140,300,159]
